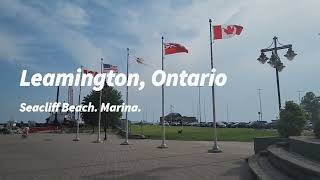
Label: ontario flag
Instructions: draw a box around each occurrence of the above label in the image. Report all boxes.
[213,25,243,40]
[164,43,188,55]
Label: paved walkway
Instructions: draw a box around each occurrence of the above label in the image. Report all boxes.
[0,133,254,180]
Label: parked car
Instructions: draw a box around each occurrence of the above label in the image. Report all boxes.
[231,122,248,128]
[159,121,170,126]
[199,122,207,127]
[189,122,199,126]
[266,121,278,129]
[226,122,236,128]
[170,122,180,126]
[247,121,268,129]
[216,122,227,128]
[305,121,313,130]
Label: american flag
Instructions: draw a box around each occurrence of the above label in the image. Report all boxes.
[103,64,118,73]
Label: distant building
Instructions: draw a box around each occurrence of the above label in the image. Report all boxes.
[160,113,197,123]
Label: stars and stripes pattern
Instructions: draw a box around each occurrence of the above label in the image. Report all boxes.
[103,64,119,73]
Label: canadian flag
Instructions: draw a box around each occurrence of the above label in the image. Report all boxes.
[213,25,243,40]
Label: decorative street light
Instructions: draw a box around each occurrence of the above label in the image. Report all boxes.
[257,36,297,110]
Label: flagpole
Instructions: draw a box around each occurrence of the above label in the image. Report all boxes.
[208,19,222,153]
[94,58,103,143]
[158,36,167,148]
[121,48,130,145]
[104,85,107,141]
[73,65,82,141]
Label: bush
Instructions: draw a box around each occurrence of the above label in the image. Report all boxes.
[277,101,308,137]
[300,92,320,138]
[314,122,320,138]
[313,112,320,138]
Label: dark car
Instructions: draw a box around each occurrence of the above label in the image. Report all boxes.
[231,122,248,128]
[248,121,268,129]
[216,122,227,128]
[226,122,236,128]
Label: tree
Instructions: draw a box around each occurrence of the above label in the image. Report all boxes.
[301,92,320,137]
[82,84,123,132]
[277,101,308,137]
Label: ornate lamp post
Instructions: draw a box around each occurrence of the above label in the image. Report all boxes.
[257,36,297,111]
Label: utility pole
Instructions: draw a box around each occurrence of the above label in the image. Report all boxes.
[204,98,207,123]
[226,104,229,122]
[192,100,195,117]
[297,90,304,103]
[258,89,263,122]
[198,86,202,124]
[152,112,155,124]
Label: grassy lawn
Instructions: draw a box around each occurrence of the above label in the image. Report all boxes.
[131,125,278,142]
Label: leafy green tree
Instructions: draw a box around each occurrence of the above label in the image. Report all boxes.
[82,84,123,132]
[277,101,308,137]
[301,92,320,137]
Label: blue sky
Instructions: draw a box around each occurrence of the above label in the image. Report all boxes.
[0,0,319,123]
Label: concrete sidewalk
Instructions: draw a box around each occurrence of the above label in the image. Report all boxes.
[0,133,254,180]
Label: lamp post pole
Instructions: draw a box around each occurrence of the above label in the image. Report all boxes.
[258,88,263,121]
[258,36,297,112]
[273,37,281,111]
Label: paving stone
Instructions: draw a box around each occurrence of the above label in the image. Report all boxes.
[0,133,254,180]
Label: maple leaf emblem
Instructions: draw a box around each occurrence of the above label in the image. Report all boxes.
[224,26,235,35]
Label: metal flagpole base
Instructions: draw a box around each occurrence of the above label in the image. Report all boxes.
[157,143,168,148]
[208,146,222,153]
[93,139,103,143]
[73,137,80,141]
[120,141,129,145]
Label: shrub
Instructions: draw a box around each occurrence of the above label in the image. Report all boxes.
[300,92,320,138]
[313,112,320,138]
[277,101,308,137]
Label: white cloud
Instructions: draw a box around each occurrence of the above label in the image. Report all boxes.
[95,0,320,122]
[1,0,320,122]
[0,31,24,62]
[55,2,89,27]
[0,0,103,70]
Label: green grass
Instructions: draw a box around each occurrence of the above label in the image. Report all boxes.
[131,125,278,142]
